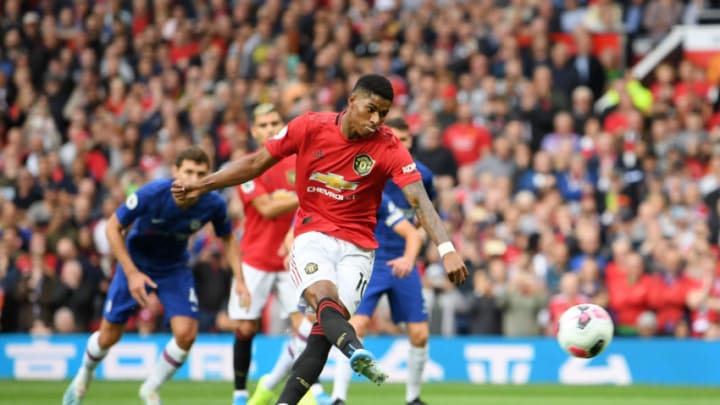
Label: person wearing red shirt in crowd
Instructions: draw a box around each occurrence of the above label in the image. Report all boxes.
[607,252,653,335]
[647,247,695,335]
[228,104,307,405]
[686,256,720,338]
[547,272,590,335]
[172,74,468,405]
[442,103,492,167]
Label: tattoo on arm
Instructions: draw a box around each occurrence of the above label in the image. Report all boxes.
[402,181,450,246]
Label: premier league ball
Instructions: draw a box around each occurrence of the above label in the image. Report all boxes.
[557,304,614,358]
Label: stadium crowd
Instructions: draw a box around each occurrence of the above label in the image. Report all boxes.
[1,0,720,340]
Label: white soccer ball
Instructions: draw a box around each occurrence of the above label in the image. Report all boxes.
[557,303,614,358]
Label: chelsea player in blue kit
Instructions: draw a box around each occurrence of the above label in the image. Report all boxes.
[331,118,435,405]
[63,147,250,405]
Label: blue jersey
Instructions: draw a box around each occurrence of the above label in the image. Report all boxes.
[377,160,434,262]
[359,192,429,323]
[382,160,435,219]
[115,179,232,271]
[374,193,410,263]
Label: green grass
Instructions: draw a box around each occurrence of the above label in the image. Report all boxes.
[3,380,720,405]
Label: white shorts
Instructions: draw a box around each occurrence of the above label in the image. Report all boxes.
[288,231,375,315]
[228,262,299,320]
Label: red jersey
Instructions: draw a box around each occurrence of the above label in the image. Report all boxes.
[265,112,421,249]
[237,155,297,271]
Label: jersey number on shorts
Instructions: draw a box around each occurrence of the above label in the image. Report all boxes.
[355,272,369,297]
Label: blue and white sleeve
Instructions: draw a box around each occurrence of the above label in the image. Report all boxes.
[379,195,406,228]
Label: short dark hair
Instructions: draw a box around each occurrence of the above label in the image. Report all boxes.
[175,146,210,168]
[352,74,394,102]
[385,117,409,131]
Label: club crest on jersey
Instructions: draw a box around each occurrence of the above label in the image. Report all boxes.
[309,172,359,191]
[287,170,296,186]
[189,219,201,231]
[305,262,319,274]
[125,193,138,210]
[353,154,375,176]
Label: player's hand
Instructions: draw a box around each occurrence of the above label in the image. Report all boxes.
[128,271,157,308]
[235,280,251,308]
[387,257,414,278]
[442,251,468,286]
[171,179,203,204]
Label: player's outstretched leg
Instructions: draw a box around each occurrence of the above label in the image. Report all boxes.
[276,324,332,404]
[63,331,110,405]
[316,298,387,385]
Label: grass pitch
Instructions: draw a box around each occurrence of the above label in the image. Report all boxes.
[2,380,719,405]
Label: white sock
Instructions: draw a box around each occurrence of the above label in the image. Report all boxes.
[406,345,428,402]
[143,338,189,393]
[263,341,294,390]
[234,390,248,398]
[310,383,324,395]
[264,317,312,390]
[81,332,108,372]
[331,347,351,401]
[293,317,313,354]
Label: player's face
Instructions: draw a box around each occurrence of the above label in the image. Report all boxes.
[347,92,392,139]
[252,111,284,144]
[173,160,209,205]
[392,128,412,150]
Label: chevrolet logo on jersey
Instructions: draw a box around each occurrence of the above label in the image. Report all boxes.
[309,172,359,191]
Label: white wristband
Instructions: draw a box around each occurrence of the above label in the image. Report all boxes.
[437,242,456,258]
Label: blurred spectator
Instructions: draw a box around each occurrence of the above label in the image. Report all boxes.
[578,258,609,307]
[648,246,695,335]
[643,0,684,43]
[191,234,232,333]
[608,252,653,335]
[496,270,547,336]
[572,29,607,100]
[442,103,492,167]
[582,0,624,32]
[54,306,77,333]
[474,135,516,180]
[414,124,458,183]
[462,270,503,335]
[54,259,95,331]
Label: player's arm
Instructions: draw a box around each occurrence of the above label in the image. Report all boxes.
[387,219,423,278]
[221,233,251,308]
[105,213,157,307]
[250,192,299,219]
[401,180,468,285]
[172,148,278,199]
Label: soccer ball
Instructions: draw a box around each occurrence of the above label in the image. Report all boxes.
[557,304,614,358]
